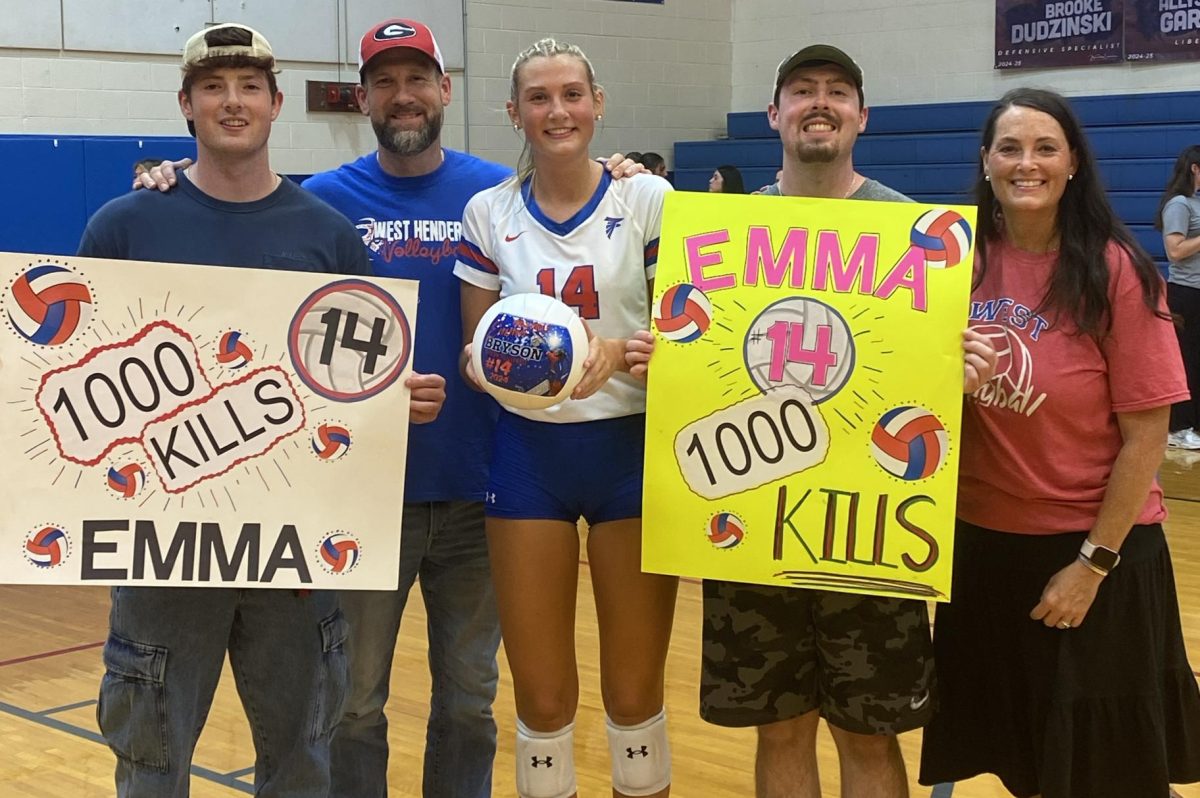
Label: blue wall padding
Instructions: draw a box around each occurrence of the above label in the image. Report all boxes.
[0,138,89,256]
[1,135,195,256]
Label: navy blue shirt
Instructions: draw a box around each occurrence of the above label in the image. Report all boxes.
[304,150,511,503]
[79,172,369,277]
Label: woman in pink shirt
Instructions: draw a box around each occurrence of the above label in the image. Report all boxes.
[919,88,1200,797]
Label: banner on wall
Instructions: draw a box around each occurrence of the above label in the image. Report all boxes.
[1124,0,1200,63]
[0,253,417,589]
[641,194,975,602]
[995,0,1124,69]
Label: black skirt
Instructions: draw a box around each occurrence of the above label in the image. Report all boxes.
[918,520,1200,798]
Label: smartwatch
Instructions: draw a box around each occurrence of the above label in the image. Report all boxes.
[1079,539,1120,574]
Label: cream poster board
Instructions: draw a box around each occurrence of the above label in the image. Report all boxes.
[1,252,416,589]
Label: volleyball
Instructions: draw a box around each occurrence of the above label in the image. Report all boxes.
[7,264,93,346]
[743,297,855,402]
[319,532,361,574]
[870,406,949,480]
[25,526,69,568]
[288,279,412,402]
[707,512,746,549]
[106,463,146,499]
[217,330,253,369]
[470,293,588,410]
[312,423,351,461]
[910,209,972,269]
[654,283,712,343]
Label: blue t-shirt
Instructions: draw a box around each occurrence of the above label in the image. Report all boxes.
[79,172,370,277]
[303,150,512,502]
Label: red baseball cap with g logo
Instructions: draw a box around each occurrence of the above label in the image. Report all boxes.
[358,19,445,75]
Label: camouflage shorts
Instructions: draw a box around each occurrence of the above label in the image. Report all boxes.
[699,579,936,735]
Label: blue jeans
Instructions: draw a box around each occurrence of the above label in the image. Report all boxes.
[329,500,500,798]
[98,587,349,798]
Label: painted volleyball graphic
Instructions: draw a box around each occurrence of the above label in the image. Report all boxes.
[654,283,712,343]
[910,209,972,269]
[107,463,146,499]
[319,532,361,574]
[217,330,253,369]
[870,406,949,480]
[707,512,746,549]
[312,423,351,461]
[8,264,93,345]
[25,526,69,568]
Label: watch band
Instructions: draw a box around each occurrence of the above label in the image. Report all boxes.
[1077,553,1108,577]
[1079,538,1120,574]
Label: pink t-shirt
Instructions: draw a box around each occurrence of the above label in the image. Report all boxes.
[958,239,1188,534]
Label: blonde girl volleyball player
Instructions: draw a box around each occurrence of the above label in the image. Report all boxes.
[454,38,676,798]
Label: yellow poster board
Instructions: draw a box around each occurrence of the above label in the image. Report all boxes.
[642,192,975,601]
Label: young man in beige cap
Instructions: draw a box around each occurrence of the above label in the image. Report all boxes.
[79,22,442,797]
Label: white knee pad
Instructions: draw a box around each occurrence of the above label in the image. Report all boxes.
[515,718,577,798]
[606,709,671,796]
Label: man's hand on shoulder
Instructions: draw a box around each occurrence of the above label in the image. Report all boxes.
[600,153,647,180]
[132,158,192,192]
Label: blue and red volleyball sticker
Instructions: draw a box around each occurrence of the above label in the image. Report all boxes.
[317,531,362,575]
[654,283,712,343]
[870,406,949,481]
[707,512,746,550]
[5,262,94,346]
[910,209,972,269]
[217,330,254,369]
[311,422,352,462]
[24,524,71,569]
[107,463,147,499]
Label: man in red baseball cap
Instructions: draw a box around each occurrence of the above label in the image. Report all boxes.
[357,18,445,74]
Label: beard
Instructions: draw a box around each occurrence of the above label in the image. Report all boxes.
[788,139,840,164]
[373,108,443,156]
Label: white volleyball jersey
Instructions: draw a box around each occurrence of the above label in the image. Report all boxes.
[455,171,670,423]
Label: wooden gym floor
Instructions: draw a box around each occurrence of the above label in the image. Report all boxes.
[3,448,1199,797]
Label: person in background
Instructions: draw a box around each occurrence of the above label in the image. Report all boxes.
[641,151,668,178]
[1157,144,1200,450]
[707,164,745,194]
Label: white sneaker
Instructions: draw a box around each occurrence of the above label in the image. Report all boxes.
[1167,429,1200,449]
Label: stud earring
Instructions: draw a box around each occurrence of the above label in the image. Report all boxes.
[984,174,990,182]
[596,114,603,121]
[513,124,520,131]
[1068,173,1074,180]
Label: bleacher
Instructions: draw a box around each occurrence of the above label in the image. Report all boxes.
[673,90,1200,268]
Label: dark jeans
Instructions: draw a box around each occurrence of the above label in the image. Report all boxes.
[99,587,348,798]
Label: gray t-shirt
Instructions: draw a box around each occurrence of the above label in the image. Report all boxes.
[1161,193,1200,288]
[762,177,913,203]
